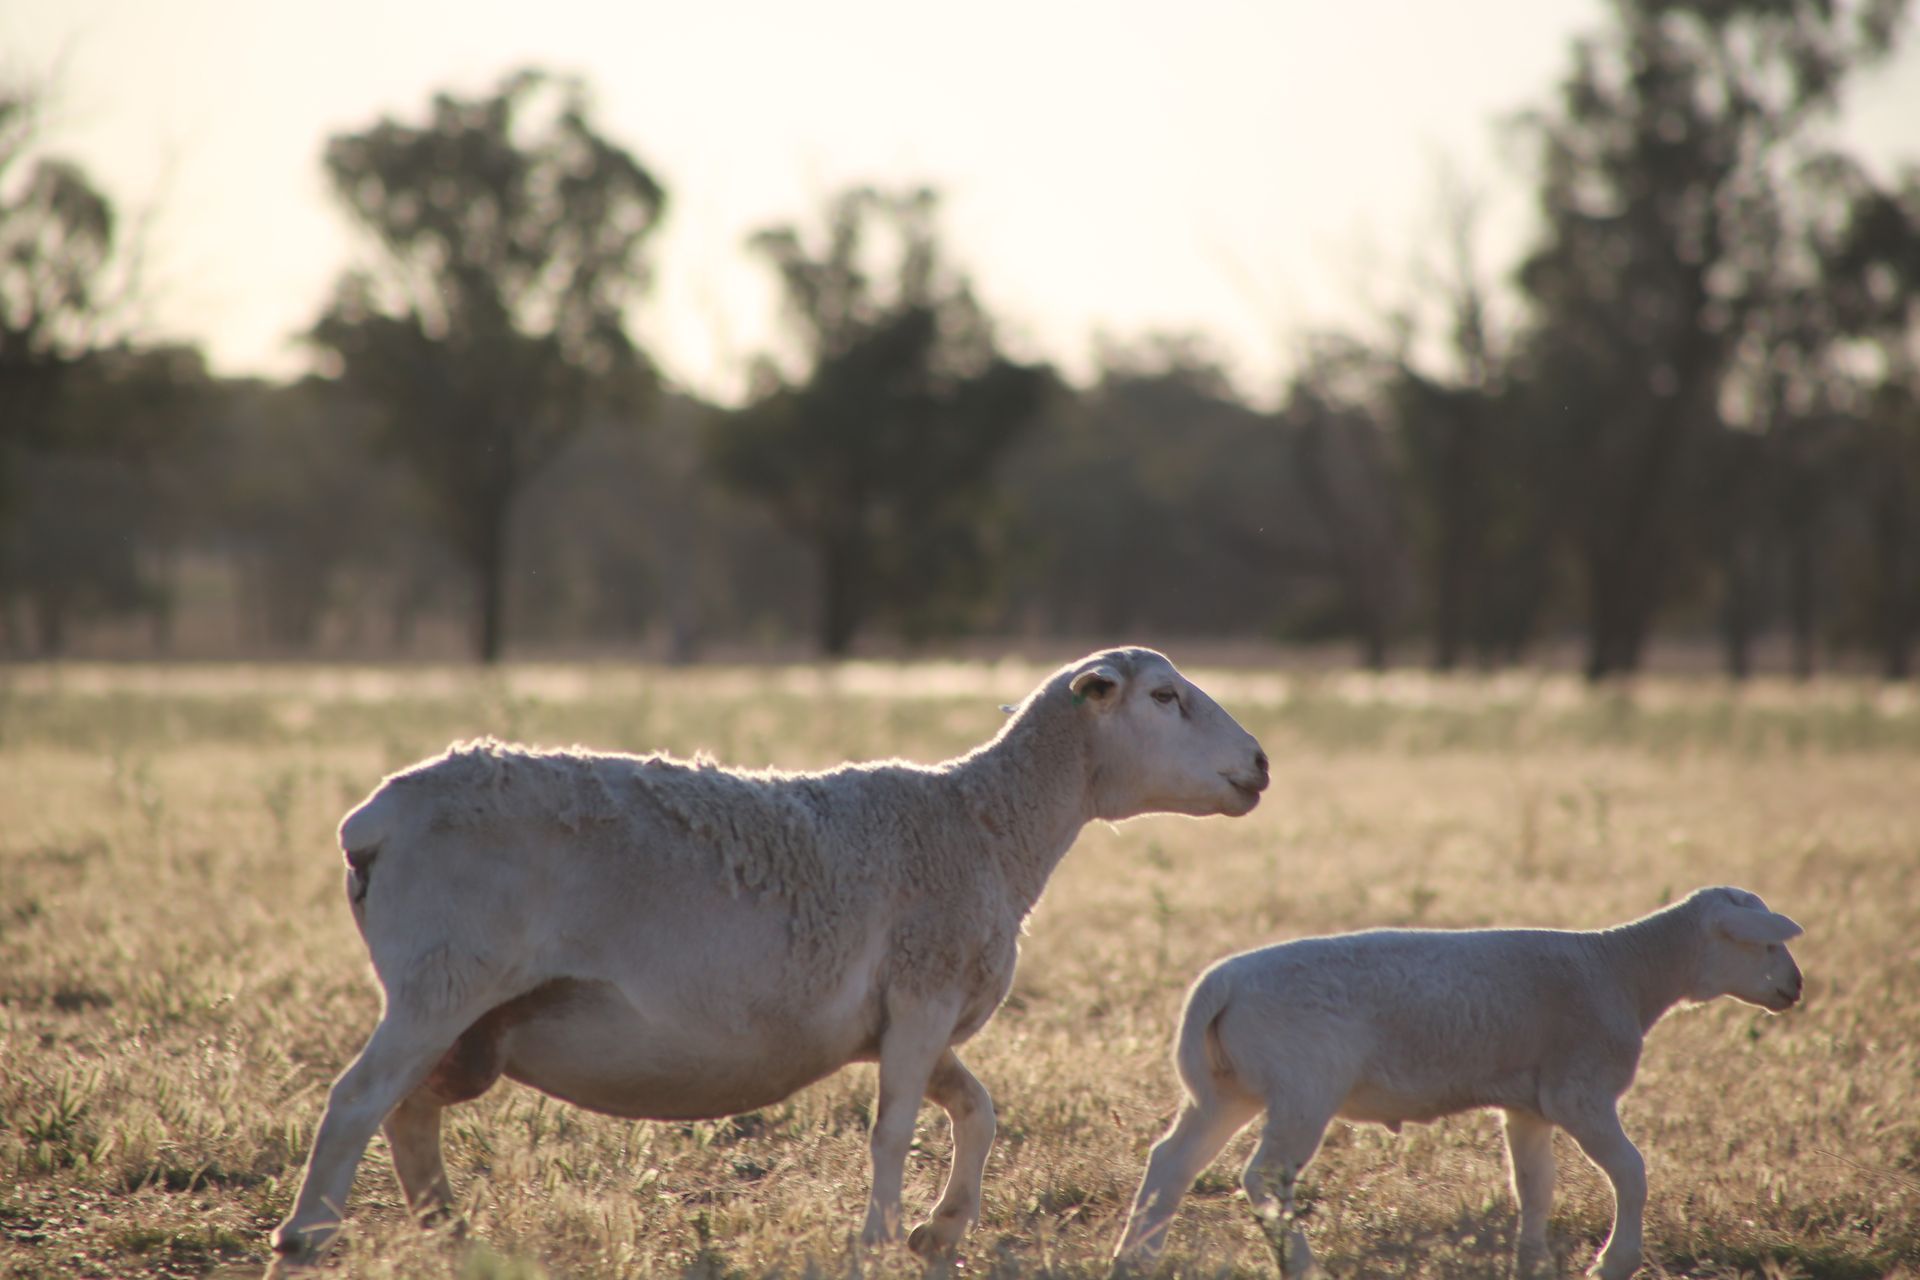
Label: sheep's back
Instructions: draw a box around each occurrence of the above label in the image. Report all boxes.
[385,739,885,939]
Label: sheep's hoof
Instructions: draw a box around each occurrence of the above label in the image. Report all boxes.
[907,1223,960,1259]
[415,1204,467,1238]
[263,1235,319,1278]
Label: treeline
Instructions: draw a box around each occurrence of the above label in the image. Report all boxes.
[4,0,1919,677]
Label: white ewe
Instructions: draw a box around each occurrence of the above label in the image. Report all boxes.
[1113,887,1803,1279]
[269,647,1268,1269]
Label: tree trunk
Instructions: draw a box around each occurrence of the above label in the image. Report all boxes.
[1584,549,1660,681]
[1719,540,1756,681]
[1786,516,1816,681]
[1872,479,1914,681]
[472,493,513,665]
[1431,412,1475,673]
[819,533,865,658]
[1720,560,1751,679]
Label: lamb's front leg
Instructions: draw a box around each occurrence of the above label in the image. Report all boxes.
[862,1000,959,1248]
[1556,1104,1646,1280]
[907,1049,995,1257]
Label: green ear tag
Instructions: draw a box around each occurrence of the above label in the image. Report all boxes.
[1071,693,1086,707]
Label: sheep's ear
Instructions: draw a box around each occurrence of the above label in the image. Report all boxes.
[1715,904,1803,946]
[1069,664,1123,705]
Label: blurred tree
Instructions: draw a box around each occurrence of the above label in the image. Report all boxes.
[1,344,208,654]
[190,376,431,652]
[0,88,119,433]
[1383,176,1563,669]
[1817,162,1920,677]
[708,187,1053,655]
[0,84,132,536]
[309,68,665,662]
[1515,0,1906,679]
[1001,337,1296,641]
[0,83,208,655]
[1280,340,1411,670]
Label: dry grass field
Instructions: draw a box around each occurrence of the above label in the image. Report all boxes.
[2,660,1917,1280]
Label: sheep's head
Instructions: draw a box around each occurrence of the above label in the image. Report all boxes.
[1690,886,1804,1012]
[1065,648,1269,821]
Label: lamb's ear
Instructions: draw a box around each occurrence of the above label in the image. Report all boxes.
[1069,664,1123,705]
[1715,903,1803,946]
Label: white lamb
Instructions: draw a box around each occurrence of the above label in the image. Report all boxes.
[268,647,1269,1271]
[1113,886,1804,1279]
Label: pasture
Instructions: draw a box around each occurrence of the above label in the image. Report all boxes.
[1,660,1916,1279]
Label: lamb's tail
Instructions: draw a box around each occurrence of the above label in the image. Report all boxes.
[1174,968,1239,1095]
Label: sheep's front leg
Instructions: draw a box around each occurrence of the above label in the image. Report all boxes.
[1556,1104,1646,1280]
[1502,1108,1556,1277]
[862,1001,958,1248]
[906,1049,995,1258]
[269,1009,474,1270]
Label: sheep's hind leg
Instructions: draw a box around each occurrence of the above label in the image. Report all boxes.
[384,1089,458,1226]
[906,1049,995,1258]
[385,1005,512,1228]
[269,1005,485,1270]
[1502,1108,1556,1277]
[1112,1093,1260,1265]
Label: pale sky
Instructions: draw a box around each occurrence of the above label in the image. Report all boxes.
[7,0,1919,406]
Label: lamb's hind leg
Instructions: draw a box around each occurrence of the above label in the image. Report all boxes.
[906,1049,995,1258]
[1503,1108,1557,1277]
[1113,1092,1261,1265]
[1241,1105,1333,1277]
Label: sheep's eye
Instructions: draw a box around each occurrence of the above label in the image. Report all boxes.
[1152,688,1179,706]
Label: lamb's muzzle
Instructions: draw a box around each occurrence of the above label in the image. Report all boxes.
[265,647,1267,1274]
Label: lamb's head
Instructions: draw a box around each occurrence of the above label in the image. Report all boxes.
[1687,886,1804,1012]
[1065,648,1268,820]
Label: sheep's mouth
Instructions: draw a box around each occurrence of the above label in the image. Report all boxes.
[1224,776,1266,812]
[1765,988,1802,1012]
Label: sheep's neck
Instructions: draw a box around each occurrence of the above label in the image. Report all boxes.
[1595,903,1702,1033]
[951,696,1094,918]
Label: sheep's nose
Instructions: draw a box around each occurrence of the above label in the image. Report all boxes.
[1253,750,1270,778]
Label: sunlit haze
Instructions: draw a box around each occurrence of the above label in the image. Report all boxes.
[8,0,1918,405]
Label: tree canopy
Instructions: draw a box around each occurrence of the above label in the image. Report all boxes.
[708,187,1054,655]
[309,68,665,662]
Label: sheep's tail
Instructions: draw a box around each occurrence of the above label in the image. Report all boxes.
[1175,969,1239,1094]
[338,783,408,933]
